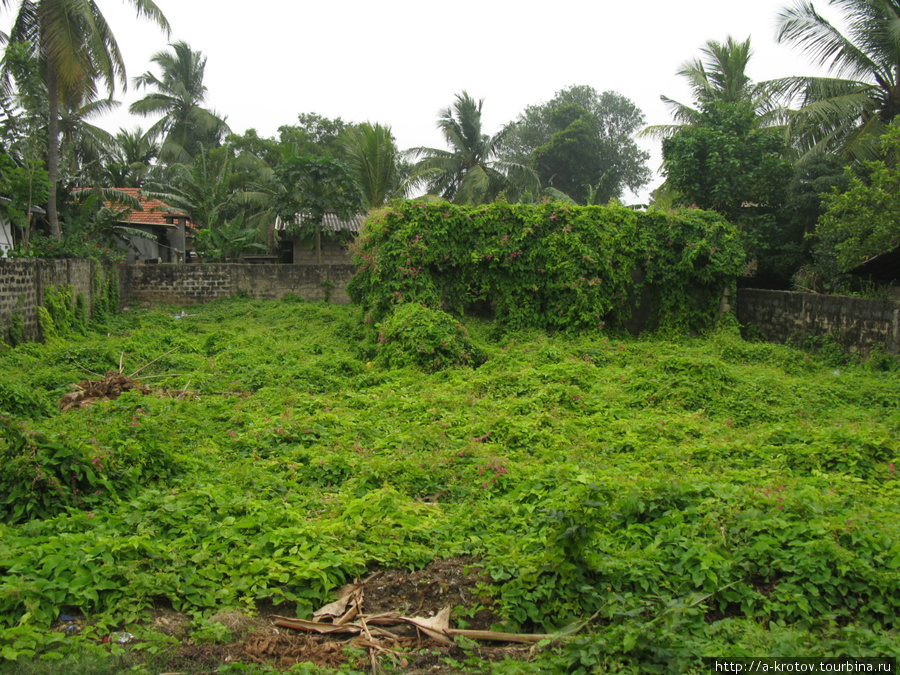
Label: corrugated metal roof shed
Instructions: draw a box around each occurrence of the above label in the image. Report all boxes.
[848,244,900,283]
[275,212,366,234]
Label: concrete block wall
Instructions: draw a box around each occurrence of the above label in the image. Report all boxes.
[292,241,353,266]
[124,264,356,306]
[6,260,899,359]
[0,258,106,342]
[736,289,899,357]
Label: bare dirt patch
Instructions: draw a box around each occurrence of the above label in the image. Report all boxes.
[358,557,502,630]
[133,558,540,673]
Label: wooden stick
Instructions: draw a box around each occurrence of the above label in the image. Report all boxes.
[128,347,177,378]
[175,380,192,401]
[415,581,437,613]
[357,610,380,675]
[446,628,553,644]
[76,365,104,378]
[274,613,552,645]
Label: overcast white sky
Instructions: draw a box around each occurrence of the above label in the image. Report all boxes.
[5,0,839,202]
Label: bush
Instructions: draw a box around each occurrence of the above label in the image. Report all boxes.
[375,303,486,372]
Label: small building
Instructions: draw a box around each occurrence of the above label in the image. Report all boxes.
[275,212,365,265]
[0,197,46,257]
[848,245,900,300]
[103,188,193,264]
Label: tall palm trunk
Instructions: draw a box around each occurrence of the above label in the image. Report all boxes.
[46,64,61,239]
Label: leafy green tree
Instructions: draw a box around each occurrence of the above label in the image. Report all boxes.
[1,42,116,187]
[0,0,170,238]
[278,113,349,159]
[0,42,47,159]
[226,128,281,171]
[412,91,538,204]
[776,0,900,159]
[0,149,48,250]
[754,151,851,287]
[272,154,361,263]
[663,101,791,218]
[56,88,116,185]
[815,122,900,271]
[0,43,47,250]
[147,148,244,229]
[130,41,228,163]
[193,213,266,262]
[500,85,649,203]
[662,100,793,279]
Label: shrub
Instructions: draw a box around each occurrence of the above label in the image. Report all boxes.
[375,303,486,372]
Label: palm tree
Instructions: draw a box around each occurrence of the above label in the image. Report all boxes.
[642,36,788,140]
[101,126,159,187]
[1,43,116,185]
[145,148,238,229]
[57,88,117,185]
[338,122,405,209]
[0,0,170,238]
[775,0,900,159]
[411,92,538,204]
[130,41,229,163]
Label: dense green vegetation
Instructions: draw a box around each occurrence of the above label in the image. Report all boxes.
[0,298,898,672]
[2,0,900,291]
[348,201,745,332]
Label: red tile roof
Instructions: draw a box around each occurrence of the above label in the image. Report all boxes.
[103,188,191,227]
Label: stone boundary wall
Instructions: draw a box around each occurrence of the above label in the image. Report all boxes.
[124,264,356,307]
[736,289,899,357]
[0,258,112,342]
[6,262,899,357]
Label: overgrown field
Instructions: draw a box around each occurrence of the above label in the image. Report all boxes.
[1,297,898,674]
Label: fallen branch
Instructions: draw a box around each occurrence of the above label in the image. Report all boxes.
[272,616,397,640]
[273,609,552,645]
[446,628,552,644]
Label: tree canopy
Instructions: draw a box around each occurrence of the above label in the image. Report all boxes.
[130,41,228,162]
[776,0,900,159]
[499,85,650,203]
[643,36,788,141]
[816,121,900,271]
[0,0,170,237]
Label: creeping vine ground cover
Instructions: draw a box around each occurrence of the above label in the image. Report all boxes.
[0,297,898,673]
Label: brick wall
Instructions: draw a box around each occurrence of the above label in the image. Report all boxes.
[736,289,899,356]
[0,259,117,342]
[124,263,356,306]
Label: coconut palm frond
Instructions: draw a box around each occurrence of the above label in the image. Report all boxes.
[776,0,900,157]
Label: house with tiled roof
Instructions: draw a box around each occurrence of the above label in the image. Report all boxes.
[102,188,193,264]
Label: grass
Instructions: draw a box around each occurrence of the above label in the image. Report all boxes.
[0,296,898,674]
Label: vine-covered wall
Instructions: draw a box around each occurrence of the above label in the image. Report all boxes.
[0,259,121,344]
[348,201,747,332]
